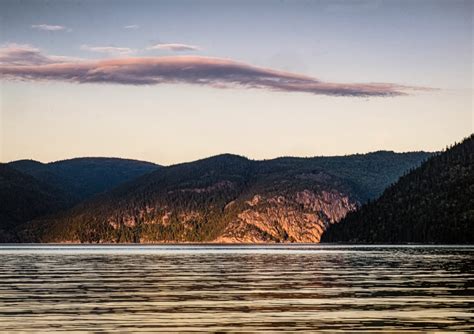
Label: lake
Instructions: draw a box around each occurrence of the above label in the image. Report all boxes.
[0,244,472,332]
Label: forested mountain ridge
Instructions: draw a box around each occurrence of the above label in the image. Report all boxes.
[322,135,474,244]
[0,164,68,241]
[8,157,160,203]
[0,158,160,240]
[15,151,432,243]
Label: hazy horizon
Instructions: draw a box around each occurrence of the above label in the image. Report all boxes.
[1,0,472,165]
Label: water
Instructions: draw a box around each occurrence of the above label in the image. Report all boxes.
[0,245,472,332]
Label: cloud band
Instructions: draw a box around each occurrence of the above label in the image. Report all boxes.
[147,43,200,52]
[31,24,66,31]
[0,45,425,97]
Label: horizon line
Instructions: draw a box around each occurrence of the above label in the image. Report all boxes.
[3,148,437,167]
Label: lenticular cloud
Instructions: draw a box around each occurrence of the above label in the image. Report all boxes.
[0,44,425,97]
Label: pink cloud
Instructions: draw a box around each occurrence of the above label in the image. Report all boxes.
[0,45,428,97]
[0,44,80,65]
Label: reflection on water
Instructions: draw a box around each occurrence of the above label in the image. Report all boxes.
[0,245,472,332]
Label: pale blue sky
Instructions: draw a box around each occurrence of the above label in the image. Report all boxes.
[0,0,472,164]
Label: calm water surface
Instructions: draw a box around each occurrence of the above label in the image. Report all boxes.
[0,244,472,332]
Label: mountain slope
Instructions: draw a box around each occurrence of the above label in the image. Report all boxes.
[0,164,67,241]
[19,151,432,243]
[256,150,433,202]
[322,135,474,244]
[8,157,160,203]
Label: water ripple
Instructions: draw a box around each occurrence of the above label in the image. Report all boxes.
[0,245,472,332]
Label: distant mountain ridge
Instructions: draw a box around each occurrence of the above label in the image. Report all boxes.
[0,158,160,240]
[13,151,432,243]
[322,135,474,244]
[0,164,67,241]
[8,157,160,203]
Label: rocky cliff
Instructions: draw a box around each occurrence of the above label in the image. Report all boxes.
[216,191,356,243]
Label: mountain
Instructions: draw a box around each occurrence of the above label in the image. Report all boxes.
[322,135,473,244]
[8,157,160,204]
[0,157,160,241]
[17,151,432,243]
[0,164,67,241]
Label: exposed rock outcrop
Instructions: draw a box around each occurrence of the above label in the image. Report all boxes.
[216,190,357,243]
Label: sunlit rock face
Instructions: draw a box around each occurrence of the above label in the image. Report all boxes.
[99,188,357,244]
[215,190,358,243]
[24,175,360,243]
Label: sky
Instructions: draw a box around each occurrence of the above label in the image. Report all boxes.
[0,0,472,165]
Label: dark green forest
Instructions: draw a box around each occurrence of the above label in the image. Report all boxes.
[0,164,67,241]
[1,158,160,240]
[322,135,474,244]
[10,151,432,243]
[9,157,159,202]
